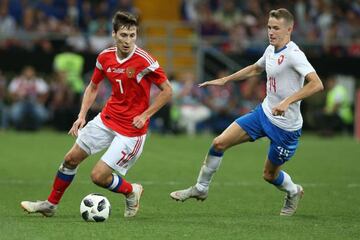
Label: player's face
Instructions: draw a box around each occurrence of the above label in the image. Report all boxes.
[267,17,292,49]
[113,26,137,57]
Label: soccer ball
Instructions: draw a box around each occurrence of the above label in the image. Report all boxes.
[80,193,111,222]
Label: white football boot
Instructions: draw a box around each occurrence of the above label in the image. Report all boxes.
[21,200,57,217]
[280,184,304,216]
[170,186,208,202]
[124,183,143,218]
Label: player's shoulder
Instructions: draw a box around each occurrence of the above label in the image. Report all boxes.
[287,41,305,55]
[134,46,157,65]
[263,45,274,55]
[98,46,117,58]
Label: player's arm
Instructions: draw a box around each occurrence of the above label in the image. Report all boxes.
[199,64,264,87]
[272,72,324,116]
[133,80,173,129]
[68,81,99,136]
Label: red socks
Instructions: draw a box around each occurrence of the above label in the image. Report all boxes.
[47,170,75,205]
[107,173,133,195]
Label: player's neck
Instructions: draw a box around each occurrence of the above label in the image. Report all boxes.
[116,47,134,60]
[274,39,291,52]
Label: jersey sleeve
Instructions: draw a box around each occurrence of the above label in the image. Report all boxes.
[145,65,167,85]
[136,61,167,85]
[255,46,270,68]
[291,50,315,77]
[91,57,105,84]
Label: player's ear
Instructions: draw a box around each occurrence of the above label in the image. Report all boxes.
[112,31,116,38]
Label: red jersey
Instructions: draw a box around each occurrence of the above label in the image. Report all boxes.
[91,46,167,137]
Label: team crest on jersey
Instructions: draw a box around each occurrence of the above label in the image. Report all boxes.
[126,67,135,78]
[278,55,285,65]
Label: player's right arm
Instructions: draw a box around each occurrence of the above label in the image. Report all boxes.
[68,81,99,137]
[199,64,264,87]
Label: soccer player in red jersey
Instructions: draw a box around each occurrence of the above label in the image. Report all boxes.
[21,11,172,218]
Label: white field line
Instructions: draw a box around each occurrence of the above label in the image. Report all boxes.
[0,179,359,188]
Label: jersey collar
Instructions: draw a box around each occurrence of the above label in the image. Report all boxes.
[274,45,287,54]
[115,45,137,64]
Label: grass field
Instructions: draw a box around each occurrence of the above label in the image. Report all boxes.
[0,130,359,240]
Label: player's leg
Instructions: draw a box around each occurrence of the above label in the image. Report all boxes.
[21,114,113,217]
[91,160,133,195]
[170,122,251,201]
[97,134,146,217]
[21,143,88,216]
[263,158,304,216]
[264,121,304,215]
[263,158,298,196]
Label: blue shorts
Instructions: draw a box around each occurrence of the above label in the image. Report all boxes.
[235,105,301,166]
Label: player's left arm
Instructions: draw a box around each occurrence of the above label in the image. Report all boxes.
[272,72,324,116]
[133,80,173,129]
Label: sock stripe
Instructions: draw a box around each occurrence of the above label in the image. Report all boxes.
[209,146,224,157]
[56,171,75,182]
[271,170,285,186]
[108,174,123,192]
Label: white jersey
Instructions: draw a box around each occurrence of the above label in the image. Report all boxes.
[255,41,315,131]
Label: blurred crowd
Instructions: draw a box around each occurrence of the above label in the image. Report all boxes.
[181,0,360,57]
[0,49,111,131]
[0,0,139,53]
[151,71,265,135]
[0,0,357,135]
[0,65,266,134]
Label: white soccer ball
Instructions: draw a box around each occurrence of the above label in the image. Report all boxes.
[80,193,111,222]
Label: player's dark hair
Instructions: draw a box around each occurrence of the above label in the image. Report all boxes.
[269,8,294,25]
[112,11,138,32]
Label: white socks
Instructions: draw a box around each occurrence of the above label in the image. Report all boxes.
[195,148,223,192]
[272,170,298,196]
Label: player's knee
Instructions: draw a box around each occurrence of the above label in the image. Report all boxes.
[212,136,226,152]
[90,170,107,187]
[64,153,80,169]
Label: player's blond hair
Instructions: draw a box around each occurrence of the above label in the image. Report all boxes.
[269,8,294,26]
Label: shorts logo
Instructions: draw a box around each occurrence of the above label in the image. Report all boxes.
[278,55,284,65]
[126,67,135,78]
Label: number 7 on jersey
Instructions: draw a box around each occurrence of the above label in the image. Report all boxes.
[116,79,124,94]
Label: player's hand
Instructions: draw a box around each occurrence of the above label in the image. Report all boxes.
[272,99,289,116]
[198,78,226,87]
[133,114,147,129]
[68,117,86,137]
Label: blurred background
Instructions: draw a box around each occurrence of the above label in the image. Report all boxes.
[0,0,359,138]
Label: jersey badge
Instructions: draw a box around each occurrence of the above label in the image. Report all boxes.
[126,67,135,78]
[278,55,284,65]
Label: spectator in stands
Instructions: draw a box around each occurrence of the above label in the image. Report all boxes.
[0,70,8,130]
[49,70,77,131]
[53,46,85,102]
[237,76,265,116]
[8,66,49,130]
[0,2,17,38]
[348,32,360,57]
[88,15,113,53]
[315,76,353,136]
[213,0,242,33]
[203,70,237,134]
[172,71,211,135]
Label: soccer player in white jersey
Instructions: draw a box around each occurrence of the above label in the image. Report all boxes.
[170,8,324,216]
[21,11,172,218]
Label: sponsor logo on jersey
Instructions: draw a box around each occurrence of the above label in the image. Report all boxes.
[107,67,125,73]
[126,67,135,78]
[278,55,284,65]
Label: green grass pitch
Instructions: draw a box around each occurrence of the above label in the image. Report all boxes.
[0,130,359,239]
